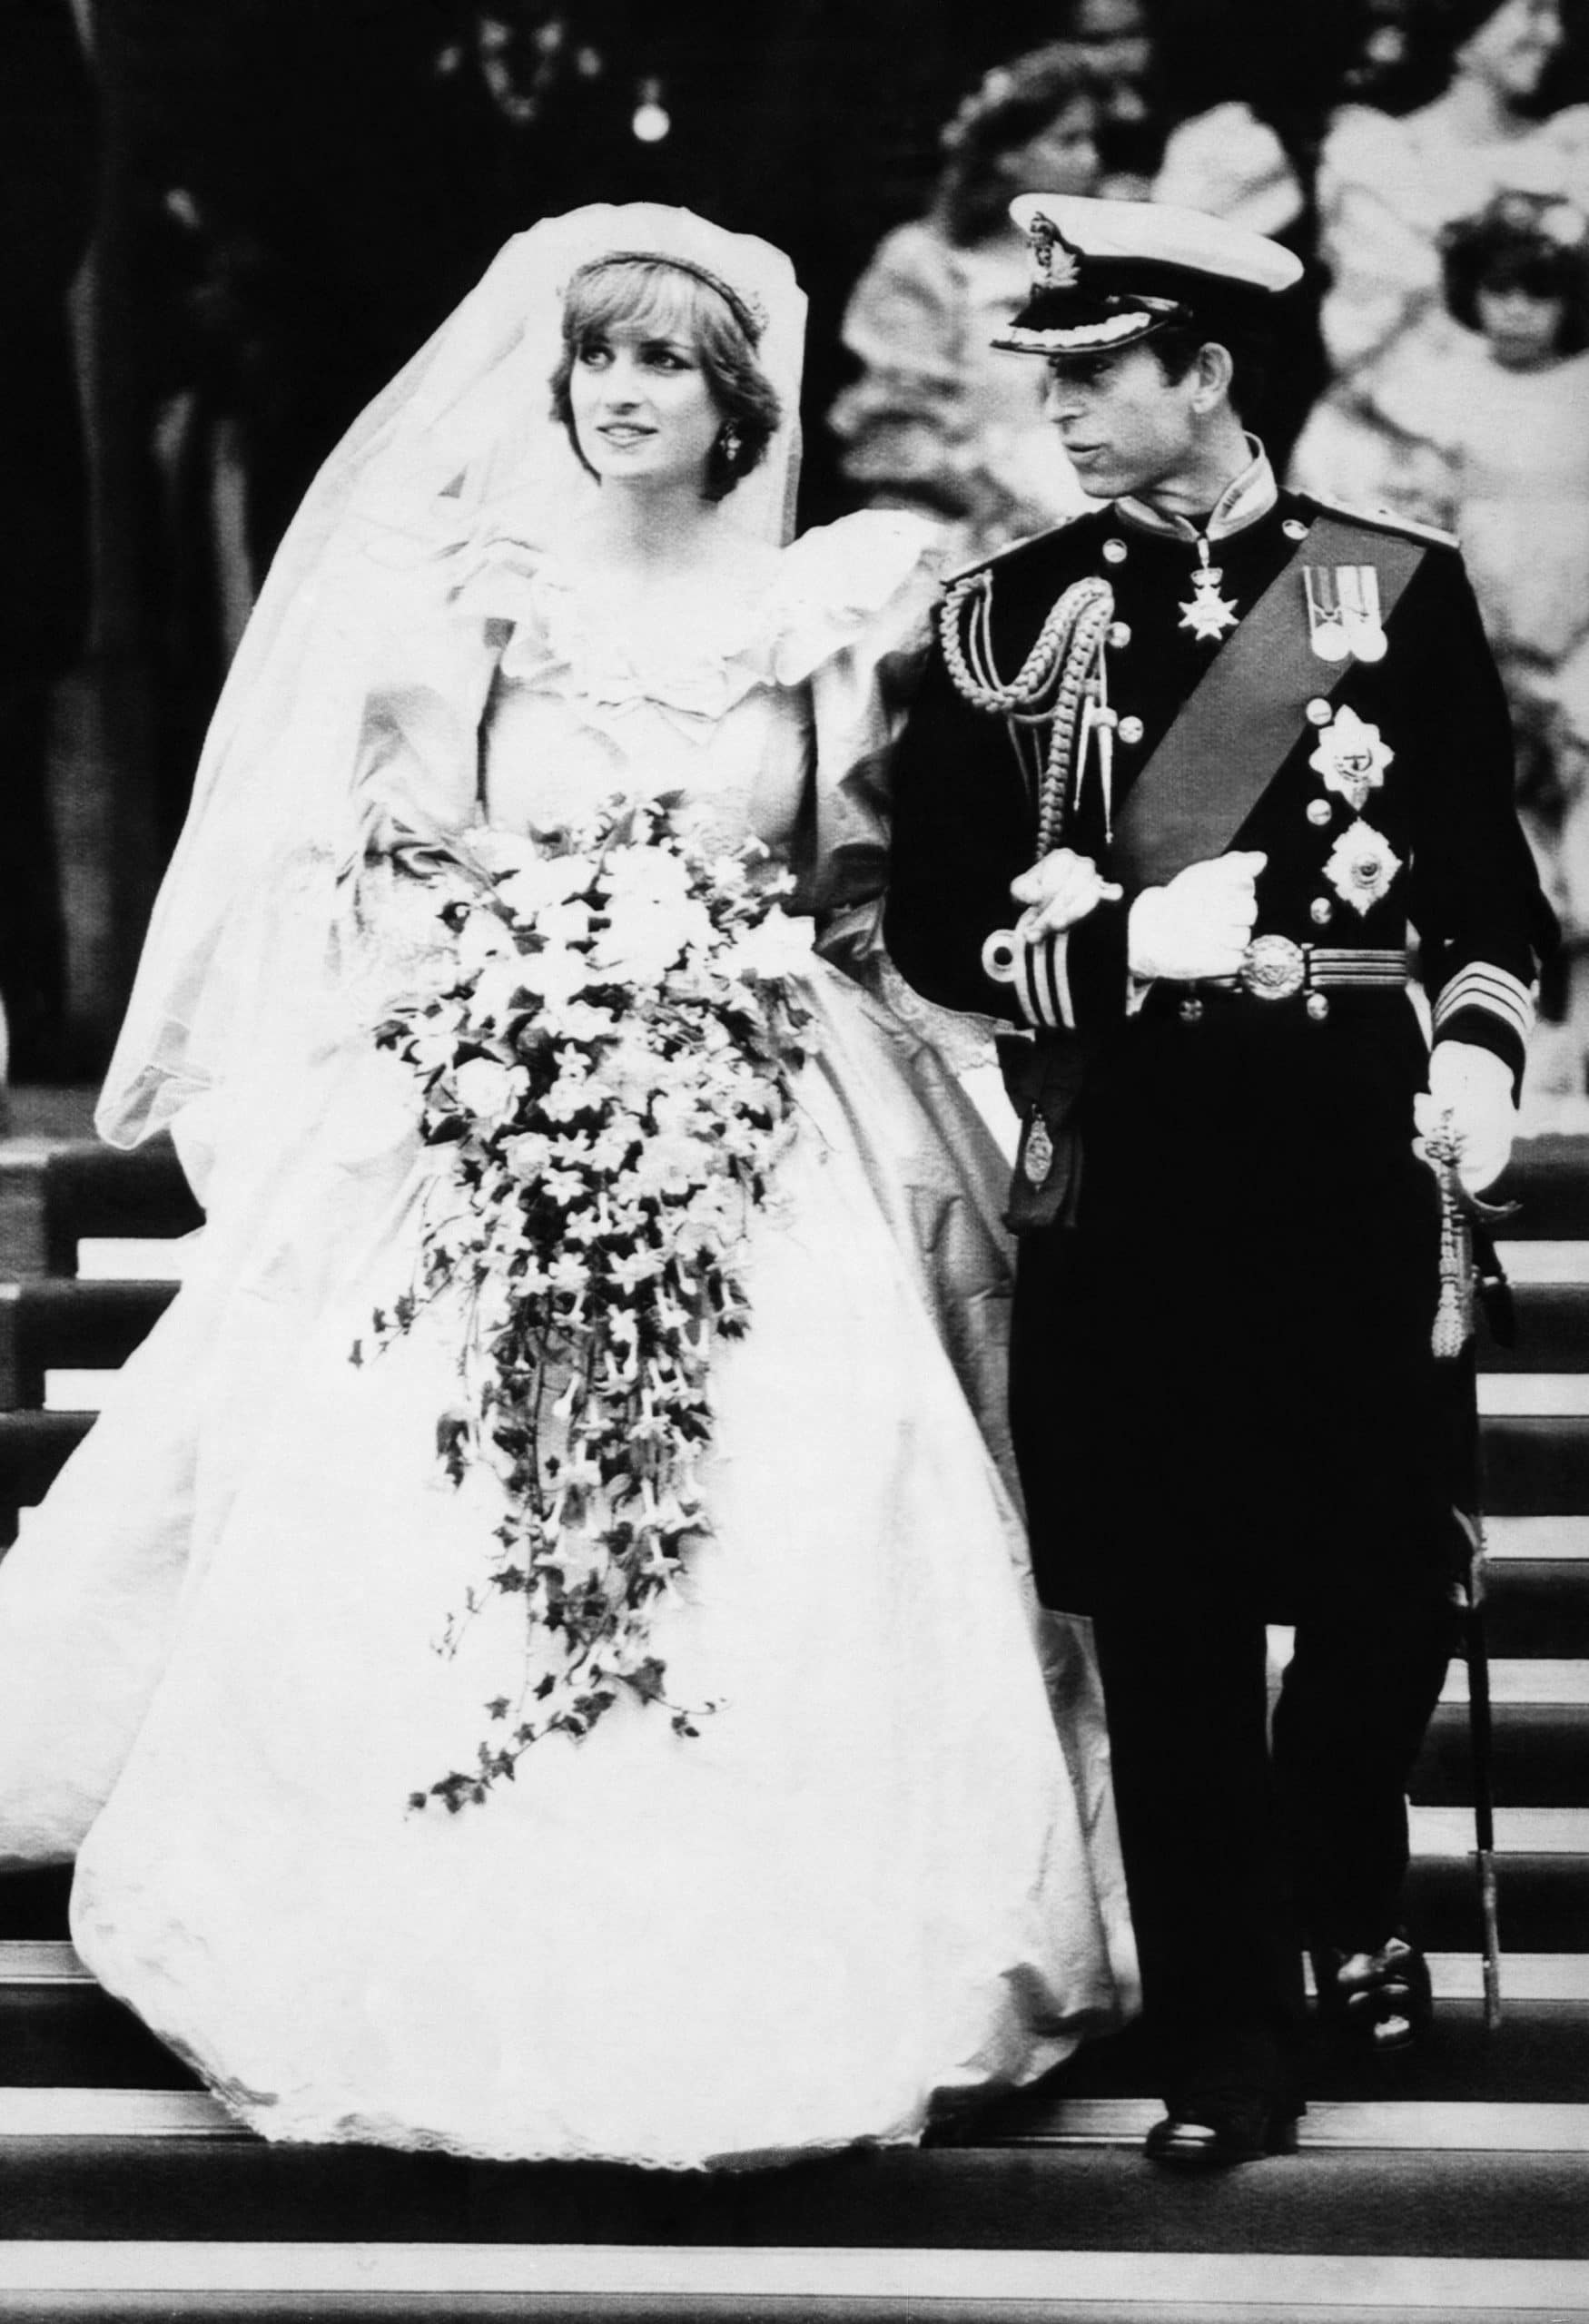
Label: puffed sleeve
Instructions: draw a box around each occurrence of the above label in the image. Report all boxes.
[827,222,984,525]
[1316,107,1443,379]
[770,511,944,988]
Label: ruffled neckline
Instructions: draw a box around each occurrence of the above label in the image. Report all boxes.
[452,509,942,727]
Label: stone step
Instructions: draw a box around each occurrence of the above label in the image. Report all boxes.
[1481,1416,1589,1513]
[2,2129,1586,2262]
[0,1280,173,1406]
[1495,1241,1589,1285]
[1493,1136,1589,1239]
[1480,1556,1589,1656]
[10,1985,1589,2107]
[1414,1701,1589,1806]
[0,1412,91,1544]
[0,2240,1584,2324]
[1479,1376,1589,1416]
[0,1137,200,1281]
[1483,1283,1589,1372]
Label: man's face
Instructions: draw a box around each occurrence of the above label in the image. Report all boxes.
[1041,340,1200,501]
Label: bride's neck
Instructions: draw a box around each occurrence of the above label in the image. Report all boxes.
[579,478,726,578]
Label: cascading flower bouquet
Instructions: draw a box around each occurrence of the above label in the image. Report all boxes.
[358,796,814,1812]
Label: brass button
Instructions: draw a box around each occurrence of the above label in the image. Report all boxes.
[1119,714,1145,745]
[1283,517,1309,542]
[1102,538,1128,566]
[1306,991,1330,1021]
[1310,896,1333,926]
[1179,996,1205,1025]
[1306,697,1333,725]
[1307,799,1332,827]
[1109,620,1131,649]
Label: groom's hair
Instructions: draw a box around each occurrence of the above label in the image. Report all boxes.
[551,260,783,501]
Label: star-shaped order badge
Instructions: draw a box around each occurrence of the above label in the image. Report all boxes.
[1309,705,1394,813]
[1179,564,1239,643]
[1324,819,1402,916]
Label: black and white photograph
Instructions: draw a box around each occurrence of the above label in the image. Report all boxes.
[1,2,1587,2317]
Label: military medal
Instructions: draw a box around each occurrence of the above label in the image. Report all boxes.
[1178,540,1239,643]
[1338,564,1387,662]
[1305,563,1387,663]
[1308,705,1394,812]
[1303,565,1349,660]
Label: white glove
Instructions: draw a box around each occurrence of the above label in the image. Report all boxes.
[1127,852,1266,983]
[1010,850,1124,943]
[1414,1040,1517,1195]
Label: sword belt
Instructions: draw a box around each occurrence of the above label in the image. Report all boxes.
[1199,936,1411,1002]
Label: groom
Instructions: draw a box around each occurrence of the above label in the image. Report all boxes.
[884,195,1554,2164]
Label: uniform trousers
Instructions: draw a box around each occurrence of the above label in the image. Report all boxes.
[1090,1588,1458,2107]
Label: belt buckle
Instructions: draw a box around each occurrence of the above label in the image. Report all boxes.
[1238,933,1307,1001]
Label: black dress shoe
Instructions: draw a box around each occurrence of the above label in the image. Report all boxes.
[1143,2097,1301,2169]
[1312,1933,1433,2053]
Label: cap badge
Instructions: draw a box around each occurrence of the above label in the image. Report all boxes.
[1308,705,1393,814]
[1304,564,1387,664]
[1028,211,1081,289]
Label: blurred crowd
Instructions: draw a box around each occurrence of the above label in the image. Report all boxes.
[5,0,1589,1105]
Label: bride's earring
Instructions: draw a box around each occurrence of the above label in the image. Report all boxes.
[719,424,742,465]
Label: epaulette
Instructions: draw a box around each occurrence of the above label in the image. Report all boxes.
[940,510,1093,590]
[1298,490,1460,551]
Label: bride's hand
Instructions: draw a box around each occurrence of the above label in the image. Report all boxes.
[1011,850,1123,943]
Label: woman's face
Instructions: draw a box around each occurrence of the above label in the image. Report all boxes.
[568,315,723,493]
[1476,280,1566,362]
[1460,0,1564,103]
[993,96,1104,203]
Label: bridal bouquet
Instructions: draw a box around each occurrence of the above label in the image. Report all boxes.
[360,797,813,1812]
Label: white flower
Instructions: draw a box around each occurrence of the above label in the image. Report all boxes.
[449,1056,529,1125]
[464,957,530,1032]
[498,1128,551,1179]
[536,898,597,949]
[495,852,599,921]
[454,907,518,976]
[518,945,594,1009]
[1324,819,1402,915]
[590,898,714,985]
[602,842,693,909]
[723,909,814,983]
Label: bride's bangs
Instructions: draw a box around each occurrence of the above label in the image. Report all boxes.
[566,260,716,355]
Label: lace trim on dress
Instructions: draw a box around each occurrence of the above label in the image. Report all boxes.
[448,509,944,722]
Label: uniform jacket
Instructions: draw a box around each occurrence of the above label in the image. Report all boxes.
[884,458,1552,1088]
[883,452,1554,1620]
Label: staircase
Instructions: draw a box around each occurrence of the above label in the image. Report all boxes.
[2,1108,1587,2320]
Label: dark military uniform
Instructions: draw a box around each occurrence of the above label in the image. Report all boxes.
[884,465,1554,2111]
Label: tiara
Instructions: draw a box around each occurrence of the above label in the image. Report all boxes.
[568,251,769,340]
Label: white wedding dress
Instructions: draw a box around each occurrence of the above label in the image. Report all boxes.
[0,508,1133,2169]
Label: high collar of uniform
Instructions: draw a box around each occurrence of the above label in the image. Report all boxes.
[1113,438,1277,545]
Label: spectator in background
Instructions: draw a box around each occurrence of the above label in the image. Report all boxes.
[1360,191,1589,1110]
[1289,0,1589,508]
[0,0,97,1082]
[828,44,1110,561]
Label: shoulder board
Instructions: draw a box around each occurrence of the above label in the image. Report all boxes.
[1298,491,1459,551]
[940,511,1096,590]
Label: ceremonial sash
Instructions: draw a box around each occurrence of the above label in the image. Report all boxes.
[1109,517,1426,892]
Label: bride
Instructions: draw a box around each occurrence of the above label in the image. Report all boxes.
[0,206,1133,2169]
